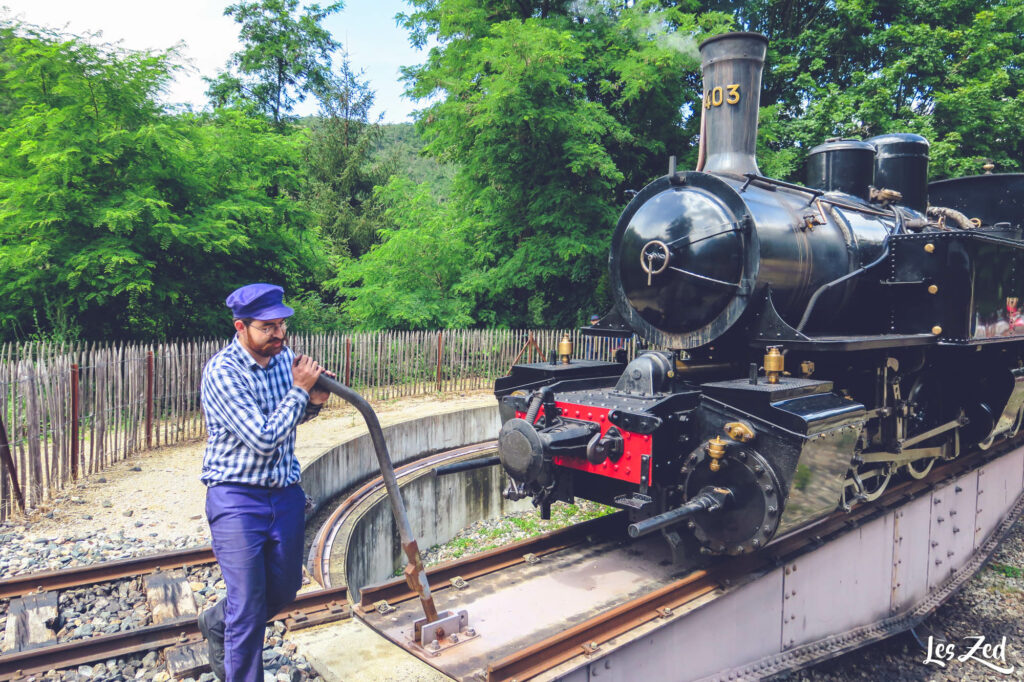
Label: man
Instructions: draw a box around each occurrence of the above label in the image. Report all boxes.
[198,283,327,681]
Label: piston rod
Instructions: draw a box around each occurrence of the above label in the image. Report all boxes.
[627,486,733,538]
[434,455,501,477]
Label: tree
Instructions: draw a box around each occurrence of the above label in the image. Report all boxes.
[723,0,1024,180]
[398,0,732,327]
[0,21,330,340]
[206,0,343,126]
[329,177,475,329]
[302,51,392,258]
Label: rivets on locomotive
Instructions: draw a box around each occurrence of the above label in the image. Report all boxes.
[932,326,943,335]
[928,284,938,294]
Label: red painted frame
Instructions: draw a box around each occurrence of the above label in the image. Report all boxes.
[515,401,654,485]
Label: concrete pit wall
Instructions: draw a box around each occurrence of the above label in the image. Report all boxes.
[301,404,502,516]
[345,463,527,600]
[301,402,533,597]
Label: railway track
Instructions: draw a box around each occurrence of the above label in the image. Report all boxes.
[0,562,348,681]
[351,438,1024,681]
[3,436,1022,681]
[0,440,499,680]
[308,441,498,588]
[0,546,218,601]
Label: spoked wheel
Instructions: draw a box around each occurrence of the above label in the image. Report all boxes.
[1009,405,1024,439]
[842,463,893,507]
[856,465,893,500]
[905,457,935,479]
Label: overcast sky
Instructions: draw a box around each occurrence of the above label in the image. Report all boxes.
[0,0,428,123]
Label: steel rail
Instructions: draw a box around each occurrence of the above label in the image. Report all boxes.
[0,586,349,681]
[357,512,624,611]
[0,546,216,600]
[0,440,499,678]
[485,442,1005,682]
[309,441,498,587]
[486,570,723,682]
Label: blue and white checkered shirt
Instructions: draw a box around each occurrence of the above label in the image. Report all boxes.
[200,336,322,488]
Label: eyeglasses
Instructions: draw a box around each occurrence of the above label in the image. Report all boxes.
[248,322,288,336]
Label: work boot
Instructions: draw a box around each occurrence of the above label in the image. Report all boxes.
[198,605,226,680]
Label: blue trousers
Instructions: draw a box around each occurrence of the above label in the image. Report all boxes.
[205,483,305,682]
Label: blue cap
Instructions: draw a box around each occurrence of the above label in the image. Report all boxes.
[590,314,601,323]
[225,284,294,320]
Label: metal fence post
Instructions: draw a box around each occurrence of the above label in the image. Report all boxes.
[70,363,80,482]
[145,350,154,449]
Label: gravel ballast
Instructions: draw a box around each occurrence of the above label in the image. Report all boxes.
[2,390,1023,681]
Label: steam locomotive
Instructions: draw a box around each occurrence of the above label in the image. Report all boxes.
[494,32,1024,559]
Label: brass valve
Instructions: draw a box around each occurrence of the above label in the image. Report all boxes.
[706,436,727,473]
[723,421,754,443]
[764,346,784,384]
[558,333,573,364]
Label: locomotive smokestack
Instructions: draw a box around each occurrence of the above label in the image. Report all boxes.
[697,32,768,176]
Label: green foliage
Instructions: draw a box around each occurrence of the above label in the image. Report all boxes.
[421,501,615,566]
[286,290,346,334]
[0,21,329,341]
[302,52,392,258]
[5,2,1024,339]
[989,561,1023,578]
[732,0,1024,180]
[206,0,343,126]
[398,0,733,327]
[329,176,475,330]
[376,123,456,196]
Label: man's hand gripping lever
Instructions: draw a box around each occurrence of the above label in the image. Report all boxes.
[293,354,333,405]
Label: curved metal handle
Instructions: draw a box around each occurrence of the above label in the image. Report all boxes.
[313,373,439,623]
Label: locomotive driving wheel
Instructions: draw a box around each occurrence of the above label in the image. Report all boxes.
[904,457,935,479]
[843,462,893,506]
[900,374,945,481]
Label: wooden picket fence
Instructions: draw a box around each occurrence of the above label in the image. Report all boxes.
[0,329,633,521]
